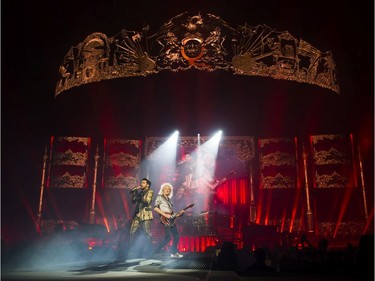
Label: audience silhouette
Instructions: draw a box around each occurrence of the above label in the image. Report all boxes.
[246,247,276,272]
[216,241,237,270]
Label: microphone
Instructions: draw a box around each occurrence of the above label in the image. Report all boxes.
[131,185,141,191]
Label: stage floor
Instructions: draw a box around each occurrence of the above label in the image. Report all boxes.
[2,252,368,281]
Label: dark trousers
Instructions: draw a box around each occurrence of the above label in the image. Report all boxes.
[154,223,180,255]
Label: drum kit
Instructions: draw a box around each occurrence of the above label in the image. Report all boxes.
[179,210,233,236]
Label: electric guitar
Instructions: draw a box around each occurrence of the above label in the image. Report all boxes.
[161,204,194,227]
[209,170,235,193]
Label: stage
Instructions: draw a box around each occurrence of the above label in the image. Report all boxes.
[2,2,373,281]
[2,244,372,281]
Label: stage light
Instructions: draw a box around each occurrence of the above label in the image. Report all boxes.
[212,130,222,145]
[150,131,178,161]
[203,130,222,148]
[164,130,179,145]
[145,131,179,184]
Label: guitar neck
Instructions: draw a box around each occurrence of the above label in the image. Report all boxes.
[162,204,194,226]
[212,171,234,189]
[213,178,226,188]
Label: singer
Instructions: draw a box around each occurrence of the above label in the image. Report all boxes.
[128,178,154,257]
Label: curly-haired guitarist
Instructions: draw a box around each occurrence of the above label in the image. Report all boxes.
[153,183,185,258]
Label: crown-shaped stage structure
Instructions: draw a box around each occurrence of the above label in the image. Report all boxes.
[55,12,339,96]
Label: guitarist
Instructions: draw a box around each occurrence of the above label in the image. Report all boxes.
[195,152,235,212]
[194,152,217,211]
[153,183,184,258]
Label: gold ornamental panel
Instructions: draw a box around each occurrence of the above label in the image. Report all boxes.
[50,172,87,188]
[56,13,339,96]
[261,173,296,189]
[314,171,349,188]
[260,151,296,168]
[314,147,351,165]
[105,174,138,189]
[106,152,139,167]
[53,149,88,166]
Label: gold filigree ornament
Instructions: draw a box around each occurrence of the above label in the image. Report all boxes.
[314,147,350,165]
[311,134,345,145]
[51,172,86,188]
[314,171,349,188]
[107,152,139,167]
[58,137,90,146]
[107,139,141,148]
[262,173,295,189]
[56,13,339,96]
[261,151,295,168]
[53,149,88,166]
[105,174,137,189]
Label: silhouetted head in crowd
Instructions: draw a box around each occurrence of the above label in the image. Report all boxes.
[254,248,266,263]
